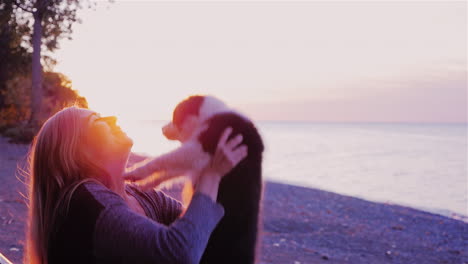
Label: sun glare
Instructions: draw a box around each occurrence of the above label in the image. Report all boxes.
[54,1,466,124]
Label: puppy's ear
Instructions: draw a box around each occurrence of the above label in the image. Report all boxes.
[162,122,180,140]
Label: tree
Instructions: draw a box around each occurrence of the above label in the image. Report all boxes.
[0,0,32,109]
[0,0,94,142]
[12,0,91,127]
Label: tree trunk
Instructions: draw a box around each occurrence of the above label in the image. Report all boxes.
[30,10,43,127]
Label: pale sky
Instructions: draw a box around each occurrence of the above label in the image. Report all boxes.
[54,1,467,123]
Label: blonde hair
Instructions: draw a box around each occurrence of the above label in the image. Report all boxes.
[24,106,110,264]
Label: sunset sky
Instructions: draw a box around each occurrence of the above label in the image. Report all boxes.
[54,1,467,123]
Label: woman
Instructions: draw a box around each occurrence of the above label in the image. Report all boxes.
[24,106,247,264]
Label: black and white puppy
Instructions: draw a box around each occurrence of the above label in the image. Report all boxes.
[125,95,264,264]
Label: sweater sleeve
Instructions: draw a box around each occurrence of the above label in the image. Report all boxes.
[91,185,224,264]
[149,190,184,225]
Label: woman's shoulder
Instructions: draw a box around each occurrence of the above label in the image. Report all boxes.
[73,181,125,209]
[126,184,180,206]
[126,184,183,224]
[50,181,128,262]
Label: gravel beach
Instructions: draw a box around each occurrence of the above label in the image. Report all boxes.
[0,136,467,263]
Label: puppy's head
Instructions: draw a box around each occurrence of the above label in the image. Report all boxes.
[162,95,228,142]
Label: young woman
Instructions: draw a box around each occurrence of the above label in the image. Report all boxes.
[24,106,247,264]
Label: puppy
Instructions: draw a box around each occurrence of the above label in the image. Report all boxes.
[125,96,227,188]
[125,95,264,264]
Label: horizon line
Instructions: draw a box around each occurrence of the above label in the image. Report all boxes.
[130,119,468,125]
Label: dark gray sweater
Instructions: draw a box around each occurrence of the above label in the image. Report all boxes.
[48,182,224,264]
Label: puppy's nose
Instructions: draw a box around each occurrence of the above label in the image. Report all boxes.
[162,122,179,140]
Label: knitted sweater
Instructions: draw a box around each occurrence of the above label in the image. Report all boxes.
[48,182,224,264]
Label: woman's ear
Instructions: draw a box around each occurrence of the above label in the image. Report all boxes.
[80,129,106,164]
[79,137,97,164]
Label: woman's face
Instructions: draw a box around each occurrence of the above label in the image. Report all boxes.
[80,109,133,161]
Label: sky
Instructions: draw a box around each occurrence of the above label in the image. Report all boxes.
[54,1,467,123]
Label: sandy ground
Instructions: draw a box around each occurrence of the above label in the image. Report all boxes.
[0,136,467,263]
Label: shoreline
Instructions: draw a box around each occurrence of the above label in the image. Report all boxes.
[270,180,468,223]
[131,151,468,223]
[1,138,467,263]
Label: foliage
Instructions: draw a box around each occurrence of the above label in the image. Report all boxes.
[0,0,32,109]
[11,0,94,69]
[42,71,88,115]
[0,72,88,143]
[0,76,31,130]
[12,0,95,125]
[0,0,95,142]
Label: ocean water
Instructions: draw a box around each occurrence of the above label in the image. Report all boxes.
[121,120,468,218]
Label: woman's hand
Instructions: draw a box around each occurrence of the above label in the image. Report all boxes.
[208,127,248,177]
[194,127,248,201]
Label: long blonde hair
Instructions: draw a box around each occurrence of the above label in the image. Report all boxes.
[24,106,110,264]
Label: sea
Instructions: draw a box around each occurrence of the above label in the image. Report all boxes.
[120,120,468,219]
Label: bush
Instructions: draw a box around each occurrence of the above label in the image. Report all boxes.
[2,124,37,143]
[0,75,31,131]
[0,71,88,143]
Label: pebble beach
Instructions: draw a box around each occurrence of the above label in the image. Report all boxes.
[0,136,467,263]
